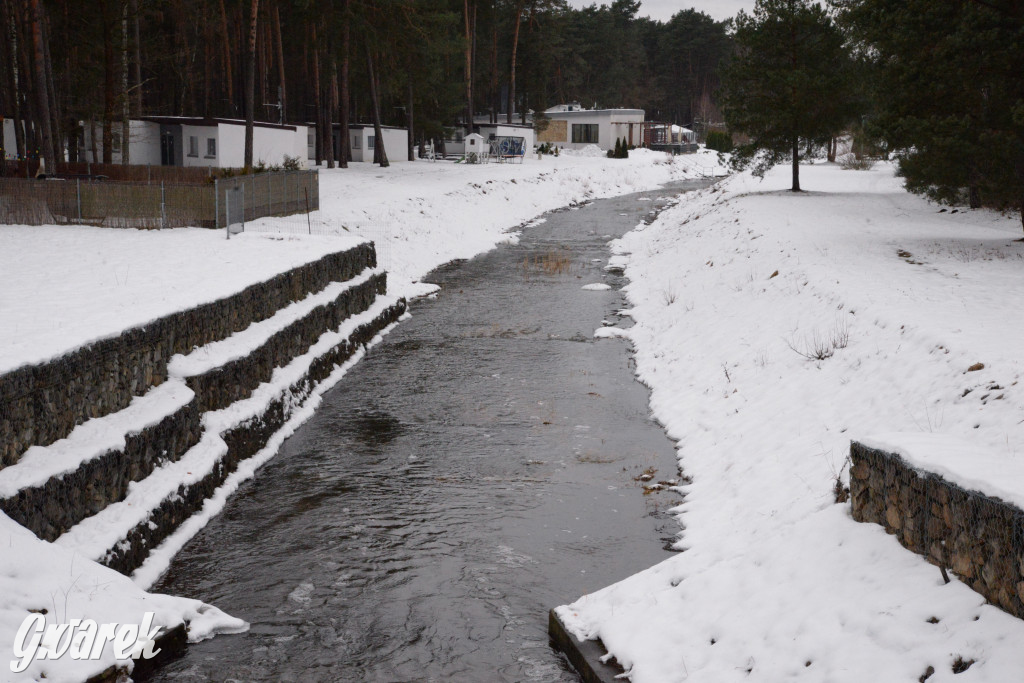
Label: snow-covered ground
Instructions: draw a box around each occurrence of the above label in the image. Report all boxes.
[0,148,720,681]
[0,227,365,374]
[557,162,1024,682]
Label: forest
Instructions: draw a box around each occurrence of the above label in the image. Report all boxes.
[0,0,731,169]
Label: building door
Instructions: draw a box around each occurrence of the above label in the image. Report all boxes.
[160,130,176,166]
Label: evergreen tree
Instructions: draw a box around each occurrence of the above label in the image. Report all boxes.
[720,0,860,191]
[614,136,622,158]
[837,0,1024,231]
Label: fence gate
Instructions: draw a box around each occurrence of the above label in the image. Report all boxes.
[224,184,245,238]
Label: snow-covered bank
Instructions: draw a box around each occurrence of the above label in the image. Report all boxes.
[0,511,248,683]
[557,162,1024,681]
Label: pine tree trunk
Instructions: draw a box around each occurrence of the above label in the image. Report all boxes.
[507,2,523,124]
[339,0,349,167]
[311,24,322,166]
[273,2,285,120]
[407,80,414,161]
[29,0,54,169]
[42,9,60,163]
[102,5,115,164]
[219,0,233,107]
[464,0,473,133]
[791,135,800,192]
[490,24,497,124]
[366,43,388,168]
[244,0,259,170]
[132,0,141,114]
[326,53,337,169]
[121,2,130,166]
[3,0,26,160]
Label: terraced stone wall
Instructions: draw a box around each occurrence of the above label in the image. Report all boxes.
[0,243,376,468]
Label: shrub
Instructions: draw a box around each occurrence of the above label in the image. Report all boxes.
[705,131,733,153]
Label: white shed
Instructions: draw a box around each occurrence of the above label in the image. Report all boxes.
[464,133,486,160]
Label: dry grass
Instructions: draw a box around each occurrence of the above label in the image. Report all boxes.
[522,247,575,276]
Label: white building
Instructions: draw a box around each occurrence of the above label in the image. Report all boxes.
[82,117,308,169]
[537,104,645,151]
[345,124,408,163]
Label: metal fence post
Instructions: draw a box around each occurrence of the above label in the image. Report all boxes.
[160,181,166,229]
[225,186,230,240]
[76,179,82,224]
[214,177,220,230]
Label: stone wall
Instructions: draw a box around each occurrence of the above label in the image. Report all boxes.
[850,441,1024,619]
[0,243,376,468]
[187,272,386,413]
[102,299,407,575]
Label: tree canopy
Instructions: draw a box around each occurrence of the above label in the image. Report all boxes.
[721,0,860,191]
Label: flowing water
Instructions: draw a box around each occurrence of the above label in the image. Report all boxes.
[149,180,709,682]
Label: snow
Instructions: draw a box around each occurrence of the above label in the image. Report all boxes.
[0,149,723,680]
[0,227,364,374]
[556,161,1024,682]
[582,283,612,290]
[0,510,247,683]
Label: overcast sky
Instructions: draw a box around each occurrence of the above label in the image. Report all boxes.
[565,0,754,23]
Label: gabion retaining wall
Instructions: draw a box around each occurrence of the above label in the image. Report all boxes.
[102,299,407,575]
[0,243,377,469]
[850,441,1024,619]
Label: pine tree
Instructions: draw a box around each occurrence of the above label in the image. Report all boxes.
[837,0,1024,232]
[720,0,860,191]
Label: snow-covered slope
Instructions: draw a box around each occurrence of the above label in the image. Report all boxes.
[557,162,1024,682]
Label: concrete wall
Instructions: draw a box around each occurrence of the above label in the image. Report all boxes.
[851,441,1024,619]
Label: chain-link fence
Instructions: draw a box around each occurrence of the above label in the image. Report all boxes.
[0,170,317,229]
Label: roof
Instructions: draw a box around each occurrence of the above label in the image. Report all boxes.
[139,116,299,131]
[476,122,534,130]
[330,123,407,131]
[543,108,645,117]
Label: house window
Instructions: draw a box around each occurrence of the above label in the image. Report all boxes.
[368,136,376,150]
[187,135,198,157]
[206,138,216,158]
[351,135,360,150]
[571,124,599,144]
[307,130,315,157]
